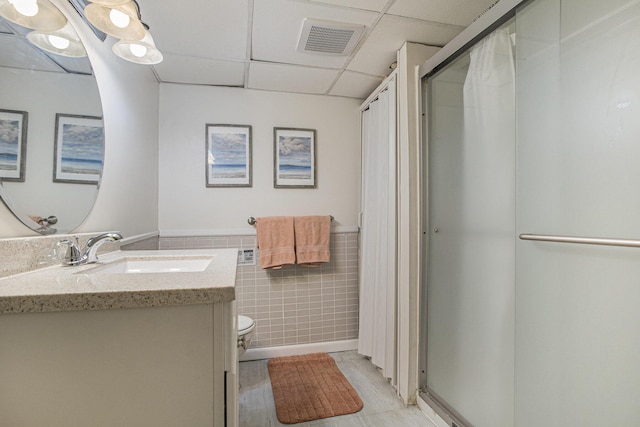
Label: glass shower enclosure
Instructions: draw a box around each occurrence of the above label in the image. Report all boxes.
[421,0,640,426]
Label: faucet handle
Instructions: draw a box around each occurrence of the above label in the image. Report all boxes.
[58,239,81,266]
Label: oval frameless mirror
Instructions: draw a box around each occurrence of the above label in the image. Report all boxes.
[0,0,104,236]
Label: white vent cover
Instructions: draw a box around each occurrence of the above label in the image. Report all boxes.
[297,18,365,56]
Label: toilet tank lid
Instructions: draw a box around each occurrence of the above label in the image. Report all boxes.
[238,315,255,332]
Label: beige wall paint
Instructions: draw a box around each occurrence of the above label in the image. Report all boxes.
[158,84,361,233]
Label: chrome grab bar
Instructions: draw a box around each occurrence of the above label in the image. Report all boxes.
[519,233,640,248]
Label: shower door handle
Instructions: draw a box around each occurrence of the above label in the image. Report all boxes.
[519,233,640,248]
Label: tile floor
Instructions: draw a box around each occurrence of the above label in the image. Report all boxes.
[239,351,437,426]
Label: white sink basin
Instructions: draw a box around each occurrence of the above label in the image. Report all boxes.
[92,258,213,274]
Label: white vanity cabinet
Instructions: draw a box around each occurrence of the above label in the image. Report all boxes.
[0,249,239,426]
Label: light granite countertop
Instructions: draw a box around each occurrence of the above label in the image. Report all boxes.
[0,249,237,314]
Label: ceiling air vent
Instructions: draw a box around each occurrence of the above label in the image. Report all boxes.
[297,18,365,56]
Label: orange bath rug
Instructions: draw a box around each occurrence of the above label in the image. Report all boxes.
[267,352,364,424]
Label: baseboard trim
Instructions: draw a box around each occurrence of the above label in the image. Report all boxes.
[240,339,358,361]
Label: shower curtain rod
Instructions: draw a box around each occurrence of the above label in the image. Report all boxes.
[363,87,389,111]
[360,72,396,111]
[248,216,334,225]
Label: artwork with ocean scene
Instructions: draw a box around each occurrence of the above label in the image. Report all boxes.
[274,128,316,188]
[0,109,27,181]
[54,114,104,184]
[206,124,252,187]
[0,120,20,173]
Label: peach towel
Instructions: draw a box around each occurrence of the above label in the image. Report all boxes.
[294,215,331,267]
[256,216,296,269]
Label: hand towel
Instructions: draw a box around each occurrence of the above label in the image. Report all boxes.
[256,216,296,269]
[294,215,331,267]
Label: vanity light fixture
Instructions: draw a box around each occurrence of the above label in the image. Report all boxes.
[27,20,87,57]
[84,0,145,40]
[84,0,162,65]
[112,29,162,64]
[0,0,66,31]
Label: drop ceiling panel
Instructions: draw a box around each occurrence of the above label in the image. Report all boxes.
[153,54,245,86]
[252,0,378,68]
[388,0,499,27]
[0,35,63,72]
[23,0,505,97]
[348,14,463,75]
[135,0,249,60]
[248,61,339,95]
[308,0,389,12]
[51,55,93,75]
[329,71,383,99]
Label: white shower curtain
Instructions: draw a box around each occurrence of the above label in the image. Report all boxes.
[359,82,397,384]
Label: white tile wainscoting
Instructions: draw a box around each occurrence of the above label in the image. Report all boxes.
[134,231,360,352]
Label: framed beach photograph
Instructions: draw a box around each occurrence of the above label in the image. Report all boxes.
[53,114,104,184]
[205,124,252,187]
[0,109,28,182]
[273,127,316,188]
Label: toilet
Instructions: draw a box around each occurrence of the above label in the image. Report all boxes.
[237,315,255,357]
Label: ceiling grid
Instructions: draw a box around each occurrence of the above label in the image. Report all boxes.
[3,0,499,99]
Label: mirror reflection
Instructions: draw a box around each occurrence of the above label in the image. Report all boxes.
[0,2,103,235]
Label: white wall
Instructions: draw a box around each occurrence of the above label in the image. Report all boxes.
[158,84,361,233]
[0,0,160,238]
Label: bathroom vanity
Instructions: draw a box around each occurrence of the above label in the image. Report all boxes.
[0,249,238,426]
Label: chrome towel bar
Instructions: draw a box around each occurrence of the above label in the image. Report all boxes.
[248,215,334,225]
[519,233,640,248]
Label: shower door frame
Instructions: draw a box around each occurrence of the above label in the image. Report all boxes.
[418,0,527,425]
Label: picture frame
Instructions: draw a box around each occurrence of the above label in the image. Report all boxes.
[53,113,104,184]
[273,127,316,188]
[205,124,252,187]
[0,109,28,182]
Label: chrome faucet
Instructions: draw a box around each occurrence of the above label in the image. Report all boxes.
[84,232,123,263]
[59,232,123,266]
